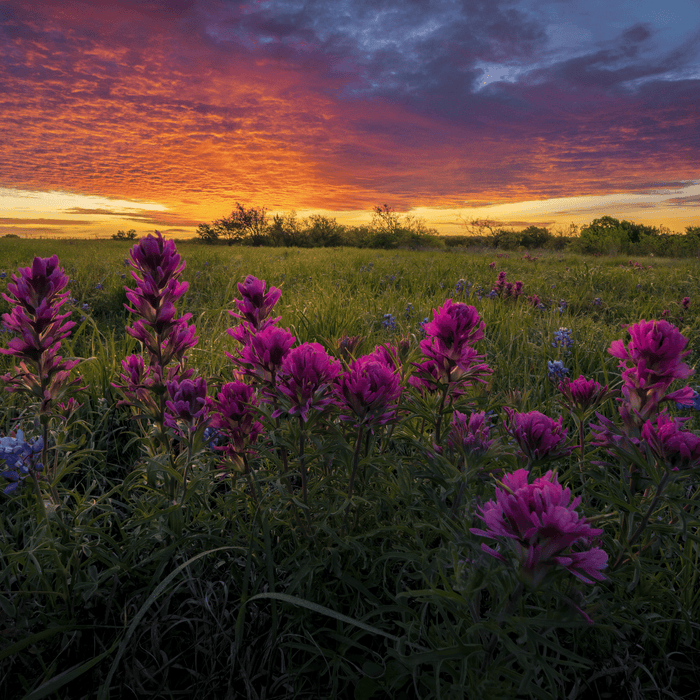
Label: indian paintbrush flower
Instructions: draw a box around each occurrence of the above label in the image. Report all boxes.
[640,412,700,471]
[471,469,608,588]
[504,408,571,465]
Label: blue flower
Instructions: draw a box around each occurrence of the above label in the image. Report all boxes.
[95,283,104,291]
[593,298,602,306]
[405,303,415,318]
[547,360,569,381]
[0,431,44,494]
[552,327,574,349]
[382,313,397,330]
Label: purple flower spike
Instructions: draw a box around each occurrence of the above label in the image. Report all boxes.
[207,382,262,465]
[423,299,484,355]
[641,413,700,471]
[448,411,493,455]
[237,325,296,384]
[471,469,608,588]
[275,342,340,422]
[165,377,209,431]
[338,355,401,428]
[609,319,694,429]
[557,375,616,414]
[0,256,82,412]
[504,408,571,463]
[231,275,281,330]
[129,230,186,289]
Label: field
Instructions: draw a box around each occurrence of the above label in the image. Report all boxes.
[1,238,699,699]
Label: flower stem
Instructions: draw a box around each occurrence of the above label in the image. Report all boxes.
[343,423,365,534]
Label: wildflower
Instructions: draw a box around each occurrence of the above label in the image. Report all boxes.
[0,256,81,413]
[236,325,296,385]
[547,360,569,381]
[681,297,691,310]
[528,294,541,308]
[274,342,340,422]
[448,411,493,455]
[95,283,104,291]
[558,300,567,315]
[165,377,209,432]
[608,319,694,428]
[488,262,496,269]
[405,303,414,318]
[371,342,401,370]
[337,355,401,428]
[493,271,507,295]
[382,313,397,330]
[552,327,574,350]
[336,333,364,361]
[230,275,281,331]
[593,297,602,306]
[0,430,44,494]
[471,469,607,588]
[641,412,700,471]
[504,408,571,464]
[558,375,615,414]
[206,382,262,467]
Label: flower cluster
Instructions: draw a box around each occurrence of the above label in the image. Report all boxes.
[448,411,493,456]
[228,275,281,344]
[557,375,615,415]
[552,327,574,350]
[504,409,571,464]
[547,360,569,381]
[0,430,44,494]
[0,256,82,414]
[207,382,262,469]
[411,300,491,390]
[471,469,608,588]
[640,413,700,471]
[338,354,401,429]
[274,342,340,422]
[165,377,209,434]
[608,319,694,430]
[123,231,197,374]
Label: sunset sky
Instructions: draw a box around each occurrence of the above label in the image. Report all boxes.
[1,0,699,239]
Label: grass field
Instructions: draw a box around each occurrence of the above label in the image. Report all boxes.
[0,238,699,699]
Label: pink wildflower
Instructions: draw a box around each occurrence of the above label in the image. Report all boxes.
[274,342,340,421]
[557,375,616,414]
[230,275,281,330]
[237,325,296,385]
[471,469,607,588]
[165,377,209,431]
[504,408,571,463]
[337,355,401,428]
[641,413,700,471]
[448,411,493,455]
[608,319,694,428]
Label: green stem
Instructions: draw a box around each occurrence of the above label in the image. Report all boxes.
[612,469,671,571]
[343,423,365,534]
[298,416,307,507]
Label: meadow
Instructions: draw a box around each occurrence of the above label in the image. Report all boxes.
[0,237,699,699]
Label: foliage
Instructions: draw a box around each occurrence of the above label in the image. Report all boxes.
[0,240,699,699]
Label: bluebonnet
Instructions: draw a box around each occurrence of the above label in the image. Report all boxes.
[552,327,574,349]
[475,285,484,301]
[0,431,44,494]
[419,317,429,333]
[676,390,700,411]
[96,283,104,291]
[382,314,397,330]
[405,303,415,318]
[593,298,602,306]
[487,290,498,299]
[0,271,6,279]
[558,300,567,315]
[547,360,569,381]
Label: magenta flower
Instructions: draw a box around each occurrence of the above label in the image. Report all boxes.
[557,375,616,414]
[236,325,296,385]
[448,411,493,455]
[274,342,340,422]
[337,355,402,428]
[504,409,571,464]
[370,342,401,370]
[422,299,485,354]
[641,413,700,470]
[609,319,694,428]
[471,469,608,587]
[230,275,281,330]
[207,381,262,466]
[0,256,81,413]
[128,230,185,288]
[165,377,209,431]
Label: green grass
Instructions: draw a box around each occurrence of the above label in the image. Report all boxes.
[0,240,699,699]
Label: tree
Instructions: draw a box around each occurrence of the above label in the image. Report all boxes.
[112,229,137,241]
[213,203,268,246]
[196,223,219,244]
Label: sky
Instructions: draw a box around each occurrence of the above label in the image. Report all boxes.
[1,0,699,239]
